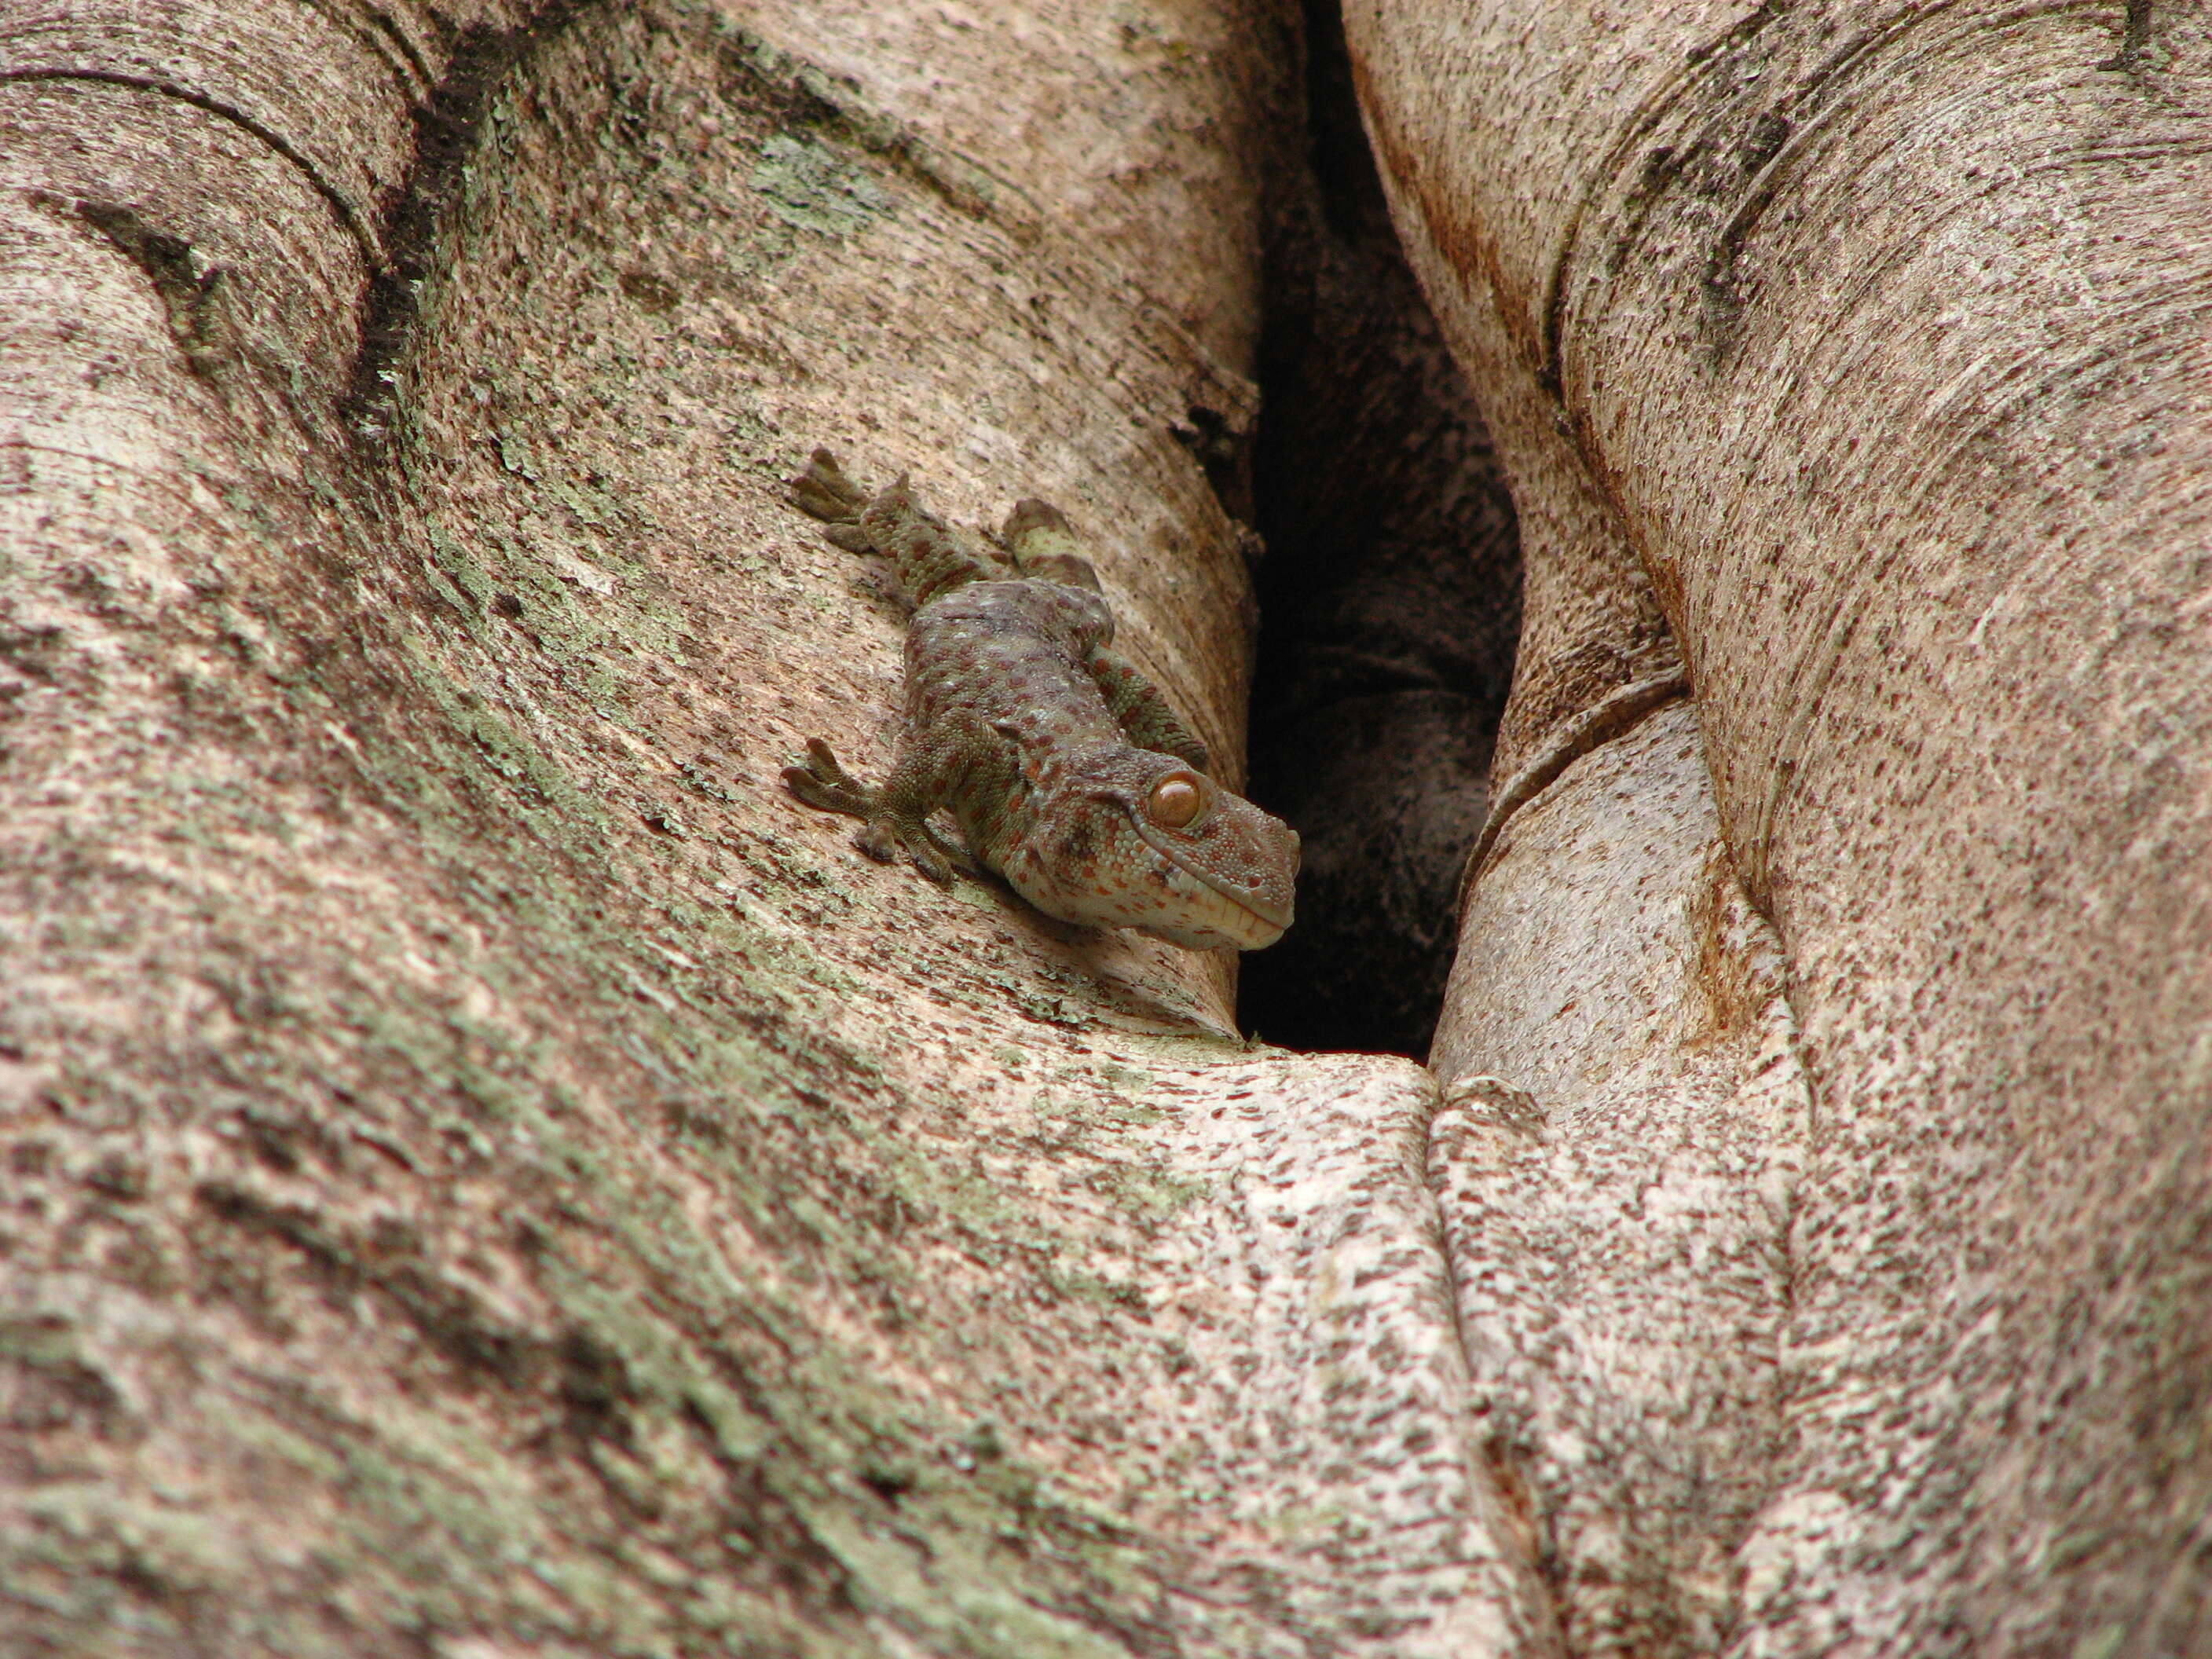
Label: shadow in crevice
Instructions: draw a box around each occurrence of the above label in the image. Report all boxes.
[1237,0,1522,1060]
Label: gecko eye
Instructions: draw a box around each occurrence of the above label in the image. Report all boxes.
[1144,771,1207,830]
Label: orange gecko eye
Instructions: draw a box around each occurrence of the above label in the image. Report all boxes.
[1145,771,1206,829]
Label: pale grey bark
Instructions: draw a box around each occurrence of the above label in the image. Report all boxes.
[1355,0,2212,1653]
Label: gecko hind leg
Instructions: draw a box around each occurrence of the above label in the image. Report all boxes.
[783,738,966,884]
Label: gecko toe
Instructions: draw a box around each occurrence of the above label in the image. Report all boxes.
[785,739,873,817]
[853,819,958,883]
[852,825,901,864]
[788,449,870,525]
[782,764,834,809]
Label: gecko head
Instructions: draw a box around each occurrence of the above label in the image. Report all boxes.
[1016,745,1300,950]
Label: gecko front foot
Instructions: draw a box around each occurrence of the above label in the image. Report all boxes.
[786,449,874,551]
[783,738,965,885]
[853,818,963,885]
[787,449,866,518]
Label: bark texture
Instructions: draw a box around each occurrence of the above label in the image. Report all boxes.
[1353,0,2212,1653]
[0,2,1547,1654]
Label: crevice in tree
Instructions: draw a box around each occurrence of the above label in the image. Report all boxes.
[68,200,233,377]
[345,0,594,442]
[1170,403,1258,525]
[1236,0,1522,1060]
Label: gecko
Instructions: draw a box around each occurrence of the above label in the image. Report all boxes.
[781,449,1298,952]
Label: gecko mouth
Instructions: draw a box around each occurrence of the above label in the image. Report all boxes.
[1141,860,1293,950]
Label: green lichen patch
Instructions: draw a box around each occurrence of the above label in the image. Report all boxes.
[750,134,892,236]
[1098,1162,1210,1221]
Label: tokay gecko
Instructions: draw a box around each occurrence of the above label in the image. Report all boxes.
[782,451,1298,950]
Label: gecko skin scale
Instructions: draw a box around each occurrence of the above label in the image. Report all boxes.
[782,450,1298,951]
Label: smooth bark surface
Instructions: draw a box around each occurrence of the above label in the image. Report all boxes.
[1432,704,1811,1657]
[1354,0,2212,1652]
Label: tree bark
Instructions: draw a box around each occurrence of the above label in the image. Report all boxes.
[0,2,1540,1654]
[1351,0,2212,1653]
[16,0,2204,1655]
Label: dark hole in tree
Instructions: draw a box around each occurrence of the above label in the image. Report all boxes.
[1236,0,1522,1060]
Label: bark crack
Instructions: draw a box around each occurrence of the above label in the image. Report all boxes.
[1412,1069,1576,1657]
[2097,0,2155,71]
[1455,666,1692,917]
[306,0,438,101]
[68,199,233,376]
[705,16,1260,434]
[345,0,595,440]
[1542,0,2113,387]
[1534,0,1793,395]
[0,68,378,268]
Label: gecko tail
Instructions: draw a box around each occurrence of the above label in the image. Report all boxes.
[1002,496,1103,591]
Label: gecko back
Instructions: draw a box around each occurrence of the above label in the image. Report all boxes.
[781,451,1298,952]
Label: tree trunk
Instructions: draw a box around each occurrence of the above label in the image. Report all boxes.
[1350,0,2212,1653]
[0,2,1544,1654]
[15,0,2203,1654]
